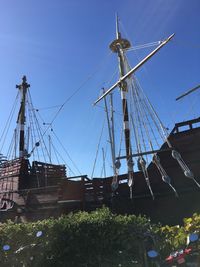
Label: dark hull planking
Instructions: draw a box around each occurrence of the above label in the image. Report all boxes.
[0,118,200,225]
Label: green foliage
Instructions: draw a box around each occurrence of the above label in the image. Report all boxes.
[0,208,199,267]
[157,213,200,257]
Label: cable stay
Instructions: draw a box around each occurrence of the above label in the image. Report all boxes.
[126,41,161,52]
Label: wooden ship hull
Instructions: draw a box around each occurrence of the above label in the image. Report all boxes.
[1,117,200,225]
[59,117,200,225]
[0,160,66,221]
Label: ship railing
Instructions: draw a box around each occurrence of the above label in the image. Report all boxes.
[172,117,200,134]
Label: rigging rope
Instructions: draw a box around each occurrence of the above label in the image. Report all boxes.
[133,75,163,147]
[182,91,200,121]
[91,118,106,179]
[130,61,199,191]
[27,93,41,161]
[172,150,200,188]
[123,55,180,198]
[129,76,155,199]
[50,141,76,177]
[34,105,62,111]
[49,51,113,127]
[126,41,161,52]
[51,130,82,176]
[120,17,180,134]
[153,154,178,197]
[28,91,51,162]
[134,81,179,196]
[100,146,107,178]
[0,92,19,152]
[28,51,112,159]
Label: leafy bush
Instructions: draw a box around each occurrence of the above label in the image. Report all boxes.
[0,208,199,267]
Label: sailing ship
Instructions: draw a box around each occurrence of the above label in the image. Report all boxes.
[90,17,200,224]
[0,76,69,221]
[1,17,200,225]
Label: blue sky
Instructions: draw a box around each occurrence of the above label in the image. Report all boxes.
[0,0,200,177]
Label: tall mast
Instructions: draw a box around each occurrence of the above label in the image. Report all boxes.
[94,16,174,194]
[16,76,30,158]
[109,15,134,187]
